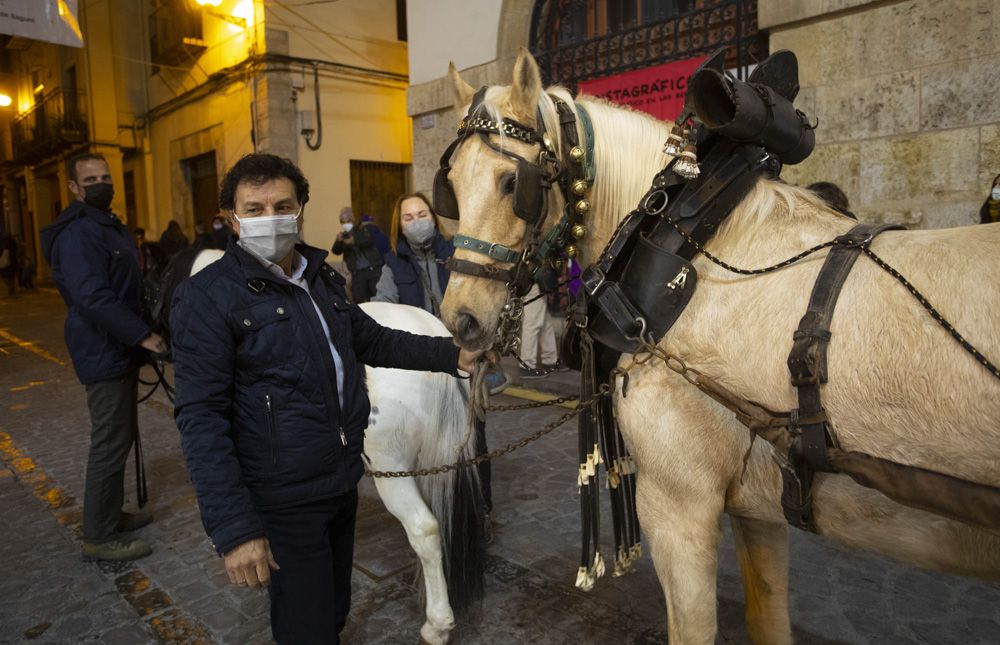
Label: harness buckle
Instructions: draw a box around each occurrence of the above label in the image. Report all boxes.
[582,267,607,296]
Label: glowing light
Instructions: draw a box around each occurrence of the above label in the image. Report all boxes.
[195,0,223,6]
[233,0,254,28]
[33,83,44,94]
[0,94,11,107]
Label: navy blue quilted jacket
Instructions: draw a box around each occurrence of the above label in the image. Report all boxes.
[40,201,150,385]
[383,233,453,309]
[170,240,460,555]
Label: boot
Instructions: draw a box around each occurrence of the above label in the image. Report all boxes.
[82,537,152,561]
[116,511,153,533]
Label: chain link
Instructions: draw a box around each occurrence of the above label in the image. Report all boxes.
[365,389,607,479]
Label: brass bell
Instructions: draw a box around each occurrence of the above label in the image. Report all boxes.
[575,199,591,215]
[565,244,578,258]
[571,224,587,239]
[572,179,588,196]
[569,146,585,163]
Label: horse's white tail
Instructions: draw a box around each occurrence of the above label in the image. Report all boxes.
[413,360,487,610]
[359,302,487,611]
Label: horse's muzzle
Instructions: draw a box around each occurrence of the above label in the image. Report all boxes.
[453,311,486,348]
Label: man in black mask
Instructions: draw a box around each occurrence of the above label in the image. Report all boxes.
[41,152,166,561]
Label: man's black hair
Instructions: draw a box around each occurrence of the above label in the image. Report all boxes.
[66,152,108,182]
[218,153,310,211]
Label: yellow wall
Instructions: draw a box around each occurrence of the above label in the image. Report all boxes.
[297,75,412,250]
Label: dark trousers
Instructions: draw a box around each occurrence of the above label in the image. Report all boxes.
[260,489,359,645]
[83,369,139,543]
[349,266,381,303]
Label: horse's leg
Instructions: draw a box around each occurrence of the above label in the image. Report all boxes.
[730,516,791,645]
[372,475,455,645]
[637,475,726,645]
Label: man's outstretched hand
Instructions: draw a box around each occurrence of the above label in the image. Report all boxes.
[458,347,498,374]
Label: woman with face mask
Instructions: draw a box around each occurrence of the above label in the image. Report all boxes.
[372,192,453,317]
[980,174,1000,224]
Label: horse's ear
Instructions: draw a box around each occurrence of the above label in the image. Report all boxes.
[509,47,542,122]
[449,62,476,110]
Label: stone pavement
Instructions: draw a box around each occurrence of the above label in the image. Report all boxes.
[1,288,999,644]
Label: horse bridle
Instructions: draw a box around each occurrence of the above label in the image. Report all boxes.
[433,87,596,298]
[432,87,596,355]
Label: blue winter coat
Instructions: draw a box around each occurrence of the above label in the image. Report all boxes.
[383,234,453,309]
[40,201,150,385]
[170,240,460,555]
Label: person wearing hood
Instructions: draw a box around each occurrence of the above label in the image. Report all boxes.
[980,174,1000,224]
[40,152,165,562]
[331,206,383,303]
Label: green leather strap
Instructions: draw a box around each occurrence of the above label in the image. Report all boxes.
[453,234,522,264]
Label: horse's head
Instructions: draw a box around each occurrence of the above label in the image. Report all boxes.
[438,49,570,350]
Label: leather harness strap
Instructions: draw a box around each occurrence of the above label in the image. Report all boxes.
[782,222,903,530]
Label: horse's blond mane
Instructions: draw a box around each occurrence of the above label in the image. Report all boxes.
[469,85,675,244]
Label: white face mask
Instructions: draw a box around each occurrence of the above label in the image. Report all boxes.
[342,222,354,232]
[992,187,1000,201]
[402,218,436,246]
[236,211,301,262]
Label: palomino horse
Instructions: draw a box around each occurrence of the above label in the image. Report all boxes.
[177,249,484,645]
[439,50,1000,644]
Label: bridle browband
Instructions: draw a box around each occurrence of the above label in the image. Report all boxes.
[433,87,597,302]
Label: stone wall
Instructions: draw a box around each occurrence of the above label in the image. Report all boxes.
[764,0,1000,228]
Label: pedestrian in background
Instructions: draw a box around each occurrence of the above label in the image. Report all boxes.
[332,206,383,303]
[158,219,189,257]
[362,214,391,256]
[211,214,231,249]
[980,174,1000,224]
[0,229,18,297]
[170,153,485,644]
[40,152,163,562]
[519,270,560,380]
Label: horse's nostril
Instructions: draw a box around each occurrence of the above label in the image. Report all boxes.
[455,312,482,342]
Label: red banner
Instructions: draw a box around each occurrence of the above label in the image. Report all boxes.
[577,56,708,121]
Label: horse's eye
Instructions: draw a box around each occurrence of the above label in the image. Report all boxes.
[499,173,516,196]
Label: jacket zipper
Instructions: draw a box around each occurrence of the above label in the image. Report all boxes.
[339,427,347,446]
[265,393,277,466]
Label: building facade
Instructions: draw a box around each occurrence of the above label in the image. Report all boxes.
[1,0,411,279]
[407,0,1000,229]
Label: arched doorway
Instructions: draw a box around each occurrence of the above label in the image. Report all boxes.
[528,0,767,90]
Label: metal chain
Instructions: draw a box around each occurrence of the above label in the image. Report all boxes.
[483,393,581,412]
[364,389,607,479]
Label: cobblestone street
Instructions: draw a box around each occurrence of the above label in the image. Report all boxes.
[1,289,999,644]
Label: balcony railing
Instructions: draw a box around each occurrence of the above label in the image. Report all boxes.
[149,0,207,68]
[11,89,89,165]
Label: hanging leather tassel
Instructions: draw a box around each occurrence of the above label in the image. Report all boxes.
[674,144,701,179]
[662,124,687,157]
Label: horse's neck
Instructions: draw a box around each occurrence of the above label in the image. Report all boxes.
[574,99,674,266]
[703,180,855,274]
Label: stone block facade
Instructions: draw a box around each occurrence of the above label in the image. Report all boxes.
[767,0,1000,227]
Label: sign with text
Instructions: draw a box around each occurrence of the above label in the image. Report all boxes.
[578,55,708,121]
[0,0,83,48]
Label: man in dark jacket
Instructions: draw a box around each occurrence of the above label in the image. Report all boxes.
[40,152,164,561]
[331,206,383,303]
[170,154,483,644]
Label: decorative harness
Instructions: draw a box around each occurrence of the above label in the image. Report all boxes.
[433,88,597,355]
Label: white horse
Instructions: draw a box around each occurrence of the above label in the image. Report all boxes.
[439,50,1000,645]
[182,249,483,645]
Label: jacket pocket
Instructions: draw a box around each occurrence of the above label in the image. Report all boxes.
[264,392,278,467]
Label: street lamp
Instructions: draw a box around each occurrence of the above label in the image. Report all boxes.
[195,0,248,28]
[0,94,12,108]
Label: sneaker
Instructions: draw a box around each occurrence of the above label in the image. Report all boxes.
[82,537,152,562]
[541,361,570,373]
[484,371,511,395]
[519,367,547,380]
[116,511,153,533]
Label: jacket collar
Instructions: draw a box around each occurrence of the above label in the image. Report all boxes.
[227,237,330,285]
[396,232,447,260]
